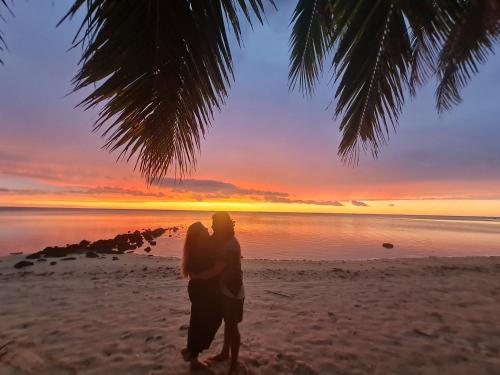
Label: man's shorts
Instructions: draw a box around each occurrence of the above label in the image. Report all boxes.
[220,294,244,324]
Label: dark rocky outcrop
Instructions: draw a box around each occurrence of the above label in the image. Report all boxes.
[26,253,41,260]
[21,226,176,262]
[14,260,34,269]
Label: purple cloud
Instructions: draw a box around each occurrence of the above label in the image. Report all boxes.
[352,200,369,207]
[157,178,343,206]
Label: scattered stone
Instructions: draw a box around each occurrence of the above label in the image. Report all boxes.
[331,268,345,273]
[10,252,23,255]
[382,243,394,249]
[144,247,151,253]
[179,324,189,331]
[61,257,77,261]
[149,240,157,246]
[50,261,57,266]
[145,335,163,343]
[112,256,119,261]
[37,258,48,262]
[86,251,99,258]
[14,260,34,269]
[328,312,337,322]
[25,253,41,260]
[413,328,436,338]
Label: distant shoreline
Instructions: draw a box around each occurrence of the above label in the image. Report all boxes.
[1,206,498,221]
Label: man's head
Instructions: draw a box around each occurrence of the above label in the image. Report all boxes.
[212,212,235,240]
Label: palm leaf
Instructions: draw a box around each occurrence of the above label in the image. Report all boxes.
[0,0,14,65]
[290,0,494,164]
[329,0,413,164]
[436,0,500,112]
[290,0,416,163]
[403,1,455,95]
[60,0,270,183]
[289,0,331,95]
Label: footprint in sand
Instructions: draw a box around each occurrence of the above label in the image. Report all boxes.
[275,353,318,375]
[1,345,76,375]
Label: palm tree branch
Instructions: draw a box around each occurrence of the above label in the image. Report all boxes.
[61,0,269,183]
[0,0,14,65]
[329,0,412,164]
[436,0,500,112]
[289,0,331,95]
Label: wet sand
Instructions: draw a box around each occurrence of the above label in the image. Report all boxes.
[1,254,499,374]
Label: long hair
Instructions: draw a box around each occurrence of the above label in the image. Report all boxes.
[212,212,235,243]
[181,222,205,278]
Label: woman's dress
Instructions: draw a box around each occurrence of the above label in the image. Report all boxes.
[187,241,222,356]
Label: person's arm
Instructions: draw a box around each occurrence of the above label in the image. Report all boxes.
[189,261,225,280]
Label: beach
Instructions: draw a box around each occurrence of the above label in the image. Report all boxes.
[1,254,499,374]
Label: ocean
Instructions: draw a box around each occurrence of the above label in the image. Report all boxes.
[1,207,500,260]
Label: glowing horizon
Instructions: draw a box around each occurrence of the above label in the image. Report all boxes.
[3,196,500,217]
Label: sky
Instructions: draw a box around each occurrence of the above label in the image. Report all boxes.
[1,1,500,216]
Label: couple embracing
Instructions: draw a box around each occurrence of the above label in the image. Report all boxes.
[181,212,244,374]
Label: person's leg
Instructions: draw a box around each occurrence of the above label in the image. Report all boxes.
[228,323,241,373]
[210,323,231,361]
[184,290,209,368]
[199,290,223,352]
[186,306,209,370]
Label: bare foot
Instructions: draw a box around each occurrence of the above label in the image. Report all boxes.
[228,361,240,375]
[190,358,209,371]
[209,352,229,362]
[181,348,192,362]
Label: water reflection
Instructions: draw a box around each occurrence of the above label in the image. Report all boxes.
[1,208,499,260]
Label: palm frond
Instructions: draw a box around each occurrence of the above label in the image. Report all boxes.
[288,0,331,95]
[61,0,269,183]
[290,0,497,164]
[329,0,412,164]
[402,1,453,95]
[436,0,500,112]
[0,0,14,65]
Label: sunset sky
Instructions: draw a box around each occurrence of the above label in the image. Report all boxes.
[1,1,500,216]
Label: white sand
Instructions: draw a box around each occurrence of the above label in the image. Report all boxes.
[1,254,499,374]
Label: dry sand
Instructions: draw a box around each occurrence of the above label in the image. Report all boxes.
[0,254,499,375]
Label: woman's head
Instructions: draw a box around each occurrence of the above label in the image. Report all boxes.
[212,212,235,241]
[181,222,209,278]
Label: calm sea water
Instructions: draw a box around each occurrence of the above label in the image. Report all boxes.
[1,208,500,260]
